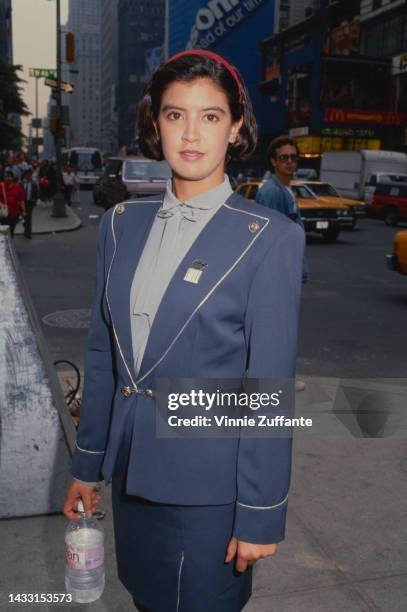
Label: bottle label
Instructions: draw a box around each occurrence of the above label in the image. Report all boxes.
[66,544,104,570]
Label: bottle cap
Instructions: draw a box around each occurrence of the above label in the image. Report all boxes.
[77,500,84,513]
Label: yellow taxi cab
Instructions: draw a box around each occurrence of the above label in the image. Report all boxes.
[235,180,351,242]
[293,180,366,227]
[386,230,407,275]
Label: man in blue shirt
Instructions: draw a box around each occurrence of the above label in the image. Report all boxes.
[256,135,308,391]
[255,135,302,224]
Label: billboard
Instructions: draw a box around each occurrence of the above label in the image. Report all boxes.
[167,0,276,129]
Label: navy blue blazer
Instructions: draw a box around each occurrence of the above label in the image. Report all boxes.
[71,192,305,544]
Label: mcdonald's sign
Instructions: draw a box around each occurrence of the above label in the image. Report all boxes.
[325,107,406,126]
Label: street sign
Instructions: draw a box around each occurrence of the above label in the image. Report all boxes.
[32,137,44,146]
[29,68,56,79]
[31,118,42,129]
[44,77,74,94]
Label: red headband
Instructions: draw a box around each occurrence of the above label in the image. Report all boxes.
[165,49,243,104]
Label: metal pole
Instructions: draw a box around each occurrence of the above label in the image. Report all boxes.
[51,0,67,217]
[164,0,169,60]
[35,77,39,159]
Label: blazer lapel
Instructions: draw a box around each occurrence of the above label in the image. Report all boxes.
[136,195,269,383]
[106,199,162,384]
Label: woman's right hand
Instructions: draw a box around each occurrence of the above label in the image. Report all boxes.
[63,480,102,520]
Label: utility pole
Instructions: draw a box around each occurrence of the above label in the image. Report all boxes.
[34,76,40,159]
[51,0,67,217]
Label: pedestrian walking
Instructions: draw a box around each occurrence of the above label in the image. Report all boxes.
[21,169,39,239]
[71,168,80,204]
[38,159,51,205]
[0,170,26,237]
[63,51,304,611]
[62,165,76,206]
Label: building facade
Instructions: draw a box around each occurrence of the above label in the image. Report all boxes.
[274,0,320,33]
[117,0,164,149]
[0,0,13,63]
[167,0,277,135]
[65,0,102,148]
[101,0,119,155]
[360,0,407,135]
[289,0,319,27]
[258,0,406,161]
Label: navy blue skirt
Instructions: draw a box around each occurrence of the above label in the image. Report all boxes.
[111,422,252,612]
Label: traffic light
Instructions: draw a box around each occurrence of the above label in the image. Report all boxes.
[65,32,75,63]
[49,116,58,134]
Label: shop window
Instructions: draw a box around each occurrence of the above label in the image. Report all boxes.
[383,16,402,55]
[364,21,384,57]
[286,64,311,127]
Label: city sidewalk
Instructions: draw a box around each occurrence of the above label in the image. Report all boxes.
[1,379,406,612]
[14,202,82,236]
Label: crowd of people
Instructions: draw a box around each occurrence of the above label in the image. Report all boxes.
[0,152,80,238]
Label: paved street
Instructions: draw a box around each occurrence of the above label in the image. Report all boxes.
[13,191,407,380]
[1,191,406,612]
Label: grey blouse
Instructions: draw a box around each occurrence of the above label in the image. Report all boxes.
[130,175,233,374]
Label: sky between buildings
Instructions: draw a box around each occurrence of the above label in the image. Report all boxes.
[12,0,69,141]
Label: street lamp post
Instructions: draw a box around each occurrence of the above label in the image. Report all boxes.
[51,0,67,218]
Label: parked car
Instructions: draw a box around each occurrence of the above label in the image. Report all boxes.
[386,230,407,275]
[235,180,352,242]
[364,172,407,213]
[294,180,366,228]
[371,182,407,225]
[93,157,171,209]
[294,168,318,179]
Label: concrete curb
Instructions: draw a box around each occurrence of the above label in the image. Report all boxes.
[14,205,82,236]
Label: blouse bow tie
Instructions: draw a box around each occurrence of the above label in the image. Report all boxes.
[156,201,207,222]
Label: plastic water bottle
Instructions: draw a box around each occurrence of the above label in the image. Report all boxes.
[65,500,105,603]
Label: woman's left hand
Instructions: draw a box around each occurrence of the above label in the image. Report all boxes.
[225,537,278,572]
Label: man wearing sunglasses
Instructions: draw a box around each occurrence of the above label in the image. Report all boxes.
[256,135,308,391]
[255,135,302,225]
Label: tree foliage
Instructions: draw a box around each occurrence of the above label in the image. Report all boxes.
[0,61,29,150]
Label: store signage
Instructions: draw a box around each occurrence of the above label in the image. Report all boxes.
[289,126,309,137]
[186,0,266,49]
[321,127,376,138]
[325,108,405,126]
[392,53,407,76]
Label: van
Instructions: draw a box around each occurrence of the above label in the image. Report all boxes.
[320,150,407,200]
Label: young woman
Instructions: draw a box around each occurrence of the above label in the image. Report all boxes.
[63,50,304,611]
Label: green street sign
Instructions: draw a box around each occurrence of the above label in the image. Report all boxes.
[29,68,57,79]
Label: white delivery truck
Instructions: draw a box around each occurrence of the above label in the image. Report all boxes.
[320,150,407,200]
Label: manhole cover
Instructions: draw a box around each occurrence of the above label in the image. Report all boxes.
[42,309,91,329]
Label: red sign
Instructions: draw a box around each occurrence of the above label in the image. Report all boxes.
[325,108,406,126]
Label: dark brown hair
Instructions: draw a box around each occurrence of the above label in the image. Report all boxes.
[267,135,300,168]
[137,54,257,161]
